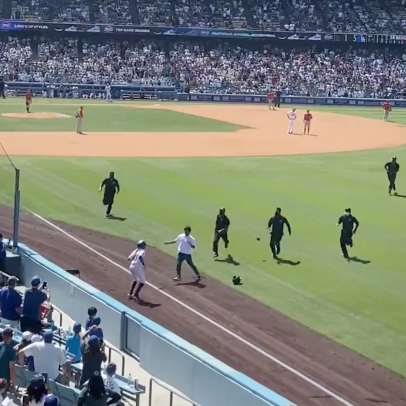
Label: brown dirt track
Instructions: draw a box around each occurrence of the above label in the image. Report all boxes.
[2,104,406,406]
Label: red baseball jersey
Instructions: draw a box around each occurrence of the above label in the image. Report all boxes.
[25,92,32,101]
[382,102,391,111]
[267,92,274,100]
[304,113,313,121]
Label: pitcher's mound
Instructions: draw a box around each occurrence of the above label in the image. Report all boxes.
[2,112,71,119]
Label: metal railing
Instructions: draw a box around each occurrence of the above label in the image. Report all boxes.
[148,377,201,406]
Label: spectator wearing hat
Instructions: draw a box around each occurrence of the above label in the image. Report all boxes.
[102,363,121,406]
[21,375,48,406]
[21,276,48,334]
[0,276,22,328]
[15,331,35,372]
[80,336,107,388]
[85,307,97,331]
[0,328,16,389]
[78,372,121,406]
[43,395,60,406]
[84,317,104,346]
[18,330,69,384]
[65,323,82,363]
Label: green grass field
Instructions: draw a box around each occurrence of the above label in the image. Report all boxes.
[1,100,406,376]
[0,102,244,132]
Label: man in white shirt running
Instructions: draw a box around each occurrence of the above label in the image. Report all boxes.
[127,241,146,301]
[287,108,297,134]
[165,226,201,282]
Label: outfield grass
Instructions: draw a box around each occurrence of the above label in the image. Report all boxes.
[0,103,244,132]
[0,103,405,376]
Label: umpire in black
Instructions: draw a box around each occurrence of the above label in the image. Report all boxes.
[98,172,120,217]
[337,207,359,259]
[274,90,281,108]
[384,156,400,195]
[267,207,291,259]
[213,208,230,258]
[0,78,4,99]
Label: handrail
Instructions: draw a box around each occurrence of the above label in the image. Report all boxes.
[148,377,201,406]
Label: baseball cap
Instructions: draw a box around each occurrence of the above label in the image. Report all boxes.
[30,375,45,390]
[7,276,17,287]
[43,330,53,343]
[31,334,42,343]
[73,323,82,334]
[43,395,60,406]
[31,276,41,287]
[88,335,99,346]
[22,331,33,341]
[105,363,117,375]
[92,316,101,326]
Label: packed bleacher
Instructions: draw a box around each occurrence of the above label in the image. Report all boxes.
[0,272,142,406]
[2,36,406,98]
[3,0,406,32]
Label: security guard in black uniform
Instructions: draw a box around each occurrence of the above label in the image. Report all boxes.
[337,208,359,258]
[384,157,400,195]
[98,172,120,217]
[213,208,230,258]
[267,207,291,259]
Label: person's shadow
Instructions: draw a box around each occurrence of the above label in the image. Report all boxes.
[175,280,206,289]
[136,299,161,308]
[215,255,240,266]
[276,257,301,266]
[347,256,371,264]
[393,193,406,198]
[107,215,127,221]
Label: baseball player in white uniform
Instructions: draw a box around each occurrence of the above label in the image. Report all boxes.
[106,84,112,102]
[127,240,146,301]
[287,108,296,134]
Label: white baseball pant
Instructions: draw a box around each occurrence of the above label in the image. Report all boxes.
[106,91,112,102]
[130,265,145,284]
[287,119,295,133]
[383,110,389,121]
[76,118,82,133]
[304,120,310,131]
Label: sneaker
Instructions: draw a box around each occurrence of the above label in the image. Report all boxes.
[213,253,218,258]
[195,275,201,281]
[173,276,181,281]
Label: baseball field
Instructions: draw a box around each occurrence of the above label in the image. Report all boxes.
[0,98,405,405]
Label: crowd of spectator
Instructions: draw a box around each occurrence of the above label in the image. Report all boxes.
[5,0,406,33]
[0,272,127,406]
[2,36,406,98]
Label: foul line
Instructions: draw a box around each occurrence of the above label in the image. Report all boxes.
[29,211,354,406]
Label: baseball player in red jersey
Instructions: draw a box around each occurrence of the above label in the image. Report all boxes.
[303,110,313,135]
[25,90,32,113]
[267,92,275,110]
[382,101,392,122]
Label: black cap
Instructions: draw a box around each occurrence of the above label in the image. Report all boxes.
[109,171,114,177]
[345,207,351,213]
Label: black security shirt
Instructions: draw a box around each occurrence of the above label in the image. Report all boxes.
[215,215,230,231]
[385,161,399,175]
[268,215,291,235]
[338,215,359,234]
[101,178,120,195]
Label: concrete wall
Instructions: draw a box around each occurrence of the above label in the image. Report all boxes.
[15,243,296,406]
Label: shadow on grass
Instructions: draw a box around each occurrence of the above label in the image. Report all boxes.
[392,193,406,199]
[215,255,240,266]
[276,257,301,266]
[347,256,371,265]
[107,215,127,221]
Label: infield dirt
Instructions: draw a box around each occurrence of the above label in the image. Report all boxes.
[0,104,404,156]
[1,103,406,405]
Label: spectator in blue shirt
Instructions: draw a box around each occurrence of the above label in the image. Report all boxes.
[21,276,48,334]
[65,323,82,363]
[0,235,7,273]
[85,307,97,331]
[0,276,21,328]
